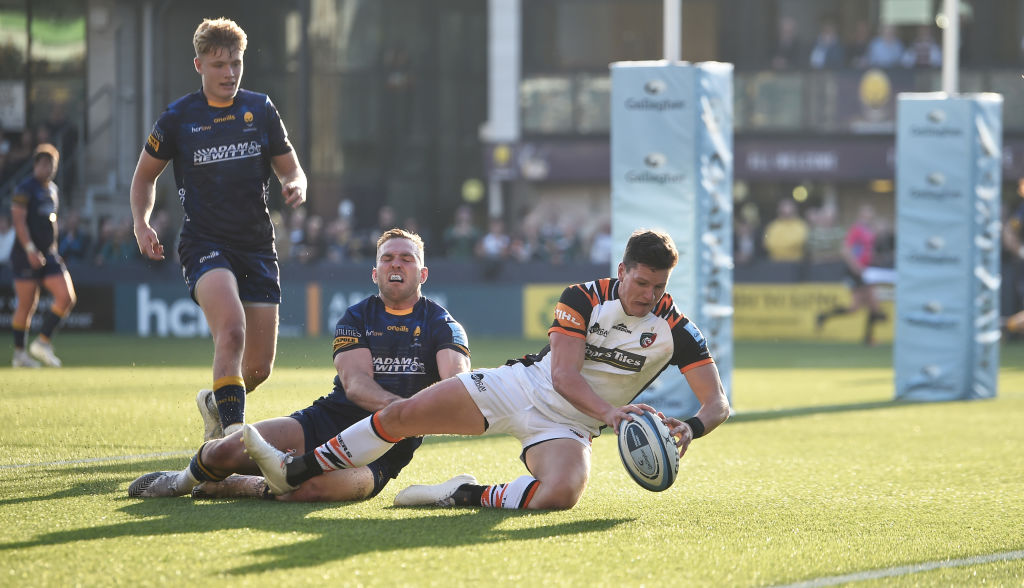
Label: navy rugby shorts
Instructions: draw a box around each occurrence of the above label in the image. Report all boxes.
[10,249,67,281]
[178,239,281,304]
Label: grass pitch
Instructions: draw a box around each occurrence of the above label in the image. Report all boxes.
[1,335,1023,586]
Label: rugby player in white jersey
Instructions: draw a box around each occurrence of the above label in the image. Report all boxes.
[244,228,730,510]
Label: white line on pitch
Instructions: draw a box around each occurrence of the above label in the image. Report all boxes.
[0,451,193,470]
[773,550,1024,587]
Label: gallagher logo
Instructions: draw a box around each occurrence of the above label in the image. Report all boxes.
[644,79,667,95]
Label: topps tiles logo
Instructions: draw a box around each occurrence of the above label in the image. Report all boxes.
[624,152,686,185]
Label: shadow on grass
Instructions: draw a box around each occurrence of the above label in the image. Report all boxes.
[0,495,632,574]
[729,398,982,423]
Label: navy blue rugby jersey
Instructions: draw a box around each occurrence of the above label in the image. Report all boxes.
[11,176,58,251]
[144,89,293,251]
[317,295,470,417]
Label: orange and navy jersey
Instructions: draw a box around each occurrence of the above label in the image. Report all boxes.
[512,277,712,431]
[313,295,470,419]
[10,176,58,252]
[144,89,293,252]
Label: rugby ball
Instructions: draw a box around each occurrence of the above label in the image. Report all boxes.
[617,410,679,492]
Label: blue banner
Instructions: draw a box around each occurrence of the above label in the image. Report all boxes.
[894,93,1002,401]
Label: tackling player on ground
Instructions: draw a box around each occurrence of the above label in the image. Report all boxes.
[244,229,730,510]
[129,18,307,440]
[128,229,471,501]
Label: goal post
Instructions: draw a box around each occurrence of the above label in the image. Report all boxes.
[610,61,734,417]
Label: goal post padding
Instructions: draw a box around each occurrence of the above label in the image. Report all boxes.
[609,61,734,418]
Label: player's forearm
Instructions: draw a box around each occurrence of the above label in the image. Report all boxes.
[551,368,614,424]
[344,375,404,413]
[129,180,156,227]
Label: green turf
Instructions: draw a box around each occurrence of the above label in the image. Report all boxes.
[1,335,1023,586]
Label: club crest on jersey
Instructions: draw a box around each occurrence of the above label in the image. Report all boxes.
[244,111,254,124]
[640,332,657,348]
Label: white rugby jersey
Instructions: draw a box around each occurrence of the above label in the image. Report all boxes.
[514,277,713,434]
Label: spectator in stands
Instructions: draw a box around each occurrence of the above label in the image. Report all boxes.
[442,204,481,260]
[808,18,846,69]
[294,213,327,265]
[508,222,541,263]
[816,204,887,345]
[588,219,613,266]
[325,216,359,264]
[733,202,761,266]
[94,217,137,266]
[539,210,577,265]
[360,205,398,259]
[866,25,905,69]
[804,204,845,264]
[847,21,872,68]
[902,26,941,68]
[286,207,307,262]
[477,217,510,261]
[771,16,804,70]
[57,209,93,263]
[477,217,511,280]
[762,198,808,262]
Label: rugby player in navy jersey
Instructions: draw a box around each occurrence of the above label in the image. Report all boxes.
[244,229,730,510]
[129,18,307,441]
[9,143,77,368]
[128,229,472,501]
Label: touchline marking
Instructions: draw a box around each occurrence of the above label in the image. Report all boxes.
[773,550,1024,587]
[0,451,192,470]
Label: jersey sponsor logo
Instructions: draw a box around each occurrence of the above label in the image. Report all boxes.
[469,372,487,393]
[335,325,360,339]
[191,125,212,133]
[193,141,262,165]
[684,322,709,354]
[589,323,609,337]
[387,325,409,332]
[640,332,656,348]
[213,114,237,124]
[373,356,426,374]
[584,344,646,371]
[553,302,584,329]
[613,323,633,334]
[198,250,221,264]
[147,134,161,151]
[332,336,360,352]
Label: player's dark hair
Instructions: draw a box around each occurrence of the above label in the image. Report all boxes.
[377,228,425,262]
[193,18,247,56]
[622,229,678,271]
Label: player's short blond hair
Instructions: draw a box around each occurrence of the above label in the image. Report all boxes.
[33,143,60,169]
[193,17,247,57]
[377,228,425,263]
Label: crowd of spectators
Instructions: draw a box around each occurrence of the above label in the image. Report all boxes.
[771,17,946,71]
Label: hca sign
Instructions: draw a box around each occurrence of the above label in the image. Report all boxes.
[128,284,210,337]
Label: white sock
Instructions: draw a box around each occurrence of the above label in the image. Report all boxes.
[313,413,399,472]
[480,475,540,509]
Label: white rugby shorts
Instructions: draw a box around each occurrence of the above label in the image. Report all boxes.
[456,367,593,452]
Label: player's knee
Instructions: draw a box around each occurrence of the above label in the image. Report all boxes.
[202,438,246,472]
[531,479,584,510]
[218,323,246,352]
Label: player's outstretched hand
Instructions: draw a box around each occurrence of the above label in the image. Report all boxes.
[606,402,657,434]
[133,224,165,260]
[282,180,306,209]
[660,414,694,458]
